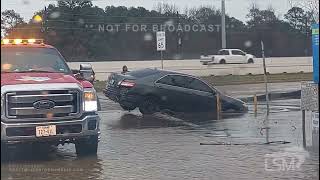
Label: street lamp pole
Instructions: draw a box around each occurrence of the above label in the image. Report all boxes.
[221,0,226,48]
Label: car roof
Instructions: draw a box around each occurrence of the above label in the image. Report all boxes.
[148,68,215,89]
[126,68,191,78]
[124,68,215,88]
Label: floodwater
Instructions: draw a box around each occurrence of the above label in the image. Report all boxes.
[1,98,319,180]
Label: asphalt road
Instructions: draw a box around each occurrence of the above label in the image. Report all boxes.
[1,97,319,180]
[68,57,312,81]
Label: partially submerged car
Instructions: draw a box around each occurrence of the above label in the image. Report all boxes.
[104,68,247,117]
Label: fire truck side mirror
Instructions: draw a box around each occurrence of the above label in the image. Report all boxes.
[79,63,94,83]
[71,69,80,75]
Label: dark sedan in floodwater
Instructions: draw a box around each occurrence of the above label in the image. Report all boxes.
[103,68,247,117]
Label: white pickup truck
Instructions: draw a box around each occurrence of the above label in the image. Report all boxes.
[200,49,255,65]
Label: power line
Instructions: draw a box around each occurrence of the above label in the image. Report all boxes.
[46,19,185,25]
[47,19,177,23]
[51,12,181,19]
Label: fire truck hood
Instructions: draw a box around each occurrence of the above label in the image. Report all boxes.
[1,72,93,88]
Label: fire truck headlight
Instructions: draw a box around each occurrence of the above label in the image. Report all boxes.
[83,88,97,112]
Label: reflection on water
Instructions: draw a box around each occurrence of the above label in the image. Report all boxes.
[1,99,319,180]
[116,113,174,129]
[112,113,204,129]
[111,111,247,130]
[1,146,104,180]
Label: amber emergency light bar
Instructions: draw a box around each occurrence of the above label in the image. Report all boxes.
[1,39,44,45]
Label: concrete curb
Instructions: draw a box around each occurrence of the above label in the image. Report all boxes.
[240,90,301,102]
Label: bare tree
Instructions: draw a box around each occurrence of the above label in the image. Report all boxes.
[1,10,25,37]
[288,0,319,23]
[154,2,179,15]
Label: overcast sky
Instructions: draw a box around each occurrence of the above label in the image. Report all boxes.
[1,0,294,22]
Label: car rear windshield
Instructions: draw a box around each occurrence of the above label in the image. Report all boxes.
[126,68,159,78]
[1,47,71,74]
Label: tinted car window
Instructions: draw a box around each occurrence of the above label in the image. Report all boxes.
[171,75,191,88]
[157,75,190,88]
[157,75,175,85]
[188,78,213,93]
[232,50,245,56]
[157,75,212,93]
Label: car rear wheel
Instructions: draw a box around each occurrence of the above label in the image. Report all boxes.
[219,59,226,64]
[75,135,98,156]
[247,59,254,64]
[139,97,160,115]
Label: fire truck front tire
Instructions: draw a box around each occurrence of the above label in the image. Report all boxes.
[75,135,98,156]
[1,143,9,160]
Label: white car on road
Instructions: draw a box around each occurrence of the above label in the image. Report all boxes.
[200,49,255,65]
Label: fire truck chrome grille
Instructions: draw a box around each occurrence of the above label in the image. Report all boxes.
[5,90,80,120]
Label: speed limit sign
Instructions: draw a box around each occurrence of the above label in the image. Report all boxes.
[157,31,166,51]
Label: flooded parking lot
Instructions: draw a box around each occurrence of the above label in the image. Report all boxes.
[1,98,319,180]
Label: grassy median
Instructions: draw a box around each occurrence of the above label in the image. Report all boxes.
[94,72,313,92]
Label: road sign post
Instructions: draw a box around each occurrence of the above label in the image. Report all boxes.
[157,31,166,69]
[261,41,270,115]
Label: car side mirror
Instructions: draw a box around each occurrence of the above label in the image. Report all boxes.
[76,63,94,82]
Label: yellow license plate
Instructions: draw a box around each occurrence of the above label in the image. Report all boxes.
[36,125,56,137]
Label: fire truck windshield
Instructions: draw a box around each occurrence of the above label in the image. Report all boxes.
[1,47,71,74]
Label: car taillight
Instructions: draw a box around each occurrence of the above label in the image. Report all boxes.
[119,80,135,88]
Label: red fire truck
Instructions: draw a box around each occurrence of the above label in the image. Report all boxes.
[1,39,100,156]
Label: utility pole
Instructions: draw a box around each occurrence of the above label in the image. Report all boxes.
[221,0,226,48]
[177,11,182,59]
[40,6,48,42]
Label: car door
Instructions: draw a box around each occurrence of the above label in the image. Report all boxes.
[231,50,246,63]
[184,77,217,113]
[218,50,229,63]
[155,74,195,112]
